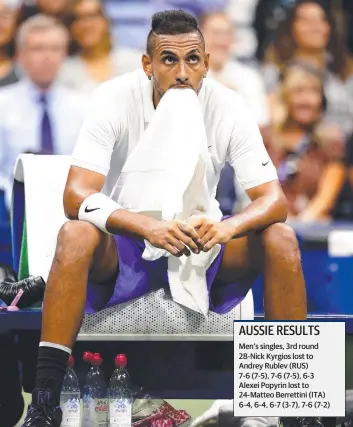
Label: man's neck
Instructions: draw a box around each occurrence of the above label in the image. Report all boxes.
[294,49,326,69]
[30,80,54,93]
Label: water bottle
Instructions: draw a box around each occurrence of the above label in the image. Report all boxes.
[83,351,93,379]
[60,355,81,427]
[82,352,108,427]
[108,354,133,427]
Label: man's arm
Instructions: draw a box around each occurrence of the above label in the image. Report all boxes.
[64,166,200,254]
[224,180,287,239]
[225,95,287,238]
[64,81,158,239]
[190,180,287,252]
[64,166,157,240]
[189,96,287,251]
[65,83,200,255]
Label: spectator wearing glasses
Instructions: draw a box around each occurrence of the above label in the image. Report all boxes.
[59,0,142,93]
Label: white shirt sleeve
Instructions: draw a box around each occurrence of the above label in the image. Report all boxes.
[71,82,124,176]
[227,95,278,191]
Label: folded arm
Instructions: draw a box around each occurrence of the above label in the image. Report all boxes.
[64,165,155,239]
[225,180,287,238]
[64,82,157,239]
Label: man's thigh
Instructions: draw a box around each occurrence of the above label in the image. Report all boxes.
[88,233,119,284]
[215,232,263,283]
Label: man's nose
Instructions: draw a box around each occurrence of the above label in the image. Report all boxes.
[176,62,189,83]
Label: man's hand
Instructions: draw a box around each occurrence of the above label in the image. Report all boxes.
[188,216,234,252]
[145,220,201,257]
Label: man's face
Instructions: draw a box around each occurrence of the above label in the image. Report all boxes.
[18,28,68,88]
[142,32,209,104]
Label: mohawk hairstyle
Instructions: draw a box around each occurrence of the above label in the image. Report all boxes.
[146,10,205,55]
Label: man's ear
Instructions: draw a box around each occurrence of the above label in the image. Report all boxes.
[142,53,153,79]
[204,52,210,74]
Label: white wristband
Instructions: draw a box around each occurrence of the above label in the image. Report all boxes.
[78,193,122,234]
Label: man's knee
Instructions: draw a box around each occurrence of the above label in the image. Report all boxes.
[56,220,102,261]
[261,223,300,261]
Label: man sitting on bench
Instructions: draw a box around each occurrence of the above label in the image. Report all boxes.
[22,10,310,427]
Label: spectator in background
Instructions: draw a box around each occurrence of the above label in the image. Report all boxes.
[263,0,353,137]
[271,63,345,222]
[0,0,19,86]
[103,0,228,51]
[17,0,74,29]
[0,14,87,208]
[58,0,141,93]
[200,10,270,128]
[36,0,72,17]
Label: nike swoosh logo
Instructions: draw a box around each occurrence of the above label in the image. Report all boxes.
[85,207,100,213]
[262,161,270,166]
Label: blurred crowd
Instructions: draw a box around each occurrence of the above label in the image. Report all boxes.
[1,0,353,223]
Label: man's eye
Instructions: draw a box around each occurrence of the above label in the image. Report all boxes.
[188,55,200,64]
[163,56,176,65]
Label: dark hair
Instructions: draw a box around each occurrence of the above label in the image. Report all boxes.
[146,10,205,55]
[265,0,353,81]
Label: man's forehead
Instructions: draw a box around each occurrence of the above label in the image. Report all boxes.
[154,33,203,53]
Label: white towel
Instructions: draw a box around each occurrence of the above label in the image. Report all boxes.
[111,88,221,316]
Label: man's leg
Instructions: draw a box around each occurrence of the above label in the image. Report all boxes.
[29,221,118,410]
[219,225,324,427]
[41,220,118,347]
[216,222,307,319]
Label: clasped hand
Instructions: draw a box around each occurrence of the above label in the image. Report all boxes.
[146,217,233,257]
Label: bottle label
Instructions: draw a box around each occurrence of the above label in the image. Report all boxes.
[83,395,108,427]
[61,395,80,427]
[109,398,132,427]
